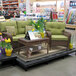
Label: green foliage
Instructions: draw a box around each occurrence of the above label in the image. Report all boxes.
[0,42,2,47]
[6,43,12,50]
[2,41,6,48]
[31,17,46,33]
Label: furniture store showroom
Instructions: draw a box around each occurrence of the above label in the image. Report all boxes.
[0,0,76,75]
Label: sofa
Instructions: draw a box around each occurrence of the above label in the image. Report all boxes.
[0,20,32,49]
[45,22,71,50]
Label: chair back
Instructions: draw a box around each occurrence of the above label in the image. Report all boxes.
[45,22,65,35]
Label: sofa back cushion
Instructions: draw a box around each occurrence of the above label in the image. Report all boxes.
[16,20,32,34]
[25,26,33,34]
[45,22,65,35]
[0,21,17,34]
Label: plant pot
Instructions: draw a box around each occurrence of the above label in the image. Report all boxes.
[40,32,44,38]
[69,43,73,49]
[5,48,12,56]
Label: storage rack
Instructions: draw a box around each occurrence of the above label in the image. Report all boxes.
[0,0,2,11]
[2,0,19,13]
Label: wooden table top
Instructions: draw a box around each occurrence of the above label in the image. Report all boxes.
[18,38,49,46]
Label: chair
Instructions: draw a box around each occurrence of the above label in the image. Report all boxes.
[45,22,71,50]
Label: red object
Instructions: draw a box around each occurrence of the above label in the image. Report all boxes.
[14,15,15,18]
[52,12,58,19]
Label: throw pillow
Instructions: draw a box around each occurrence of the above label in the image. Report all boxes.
[6,26,16,36]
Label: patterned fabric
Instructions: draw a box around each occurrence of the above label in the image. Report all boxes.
[6,26,16,36]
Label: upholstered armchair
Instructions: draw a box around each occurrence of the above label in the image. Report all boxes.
[45,22,71,50]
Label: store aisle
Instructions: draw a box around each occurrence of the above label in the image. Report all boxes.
[0,55,76,76]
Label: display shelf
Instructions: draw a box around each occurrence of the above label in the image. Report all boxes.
[2,0,19,14]
[3,3,18,6]
[66,24,76,30]
[3,0,18,3]
[3,7,18,9]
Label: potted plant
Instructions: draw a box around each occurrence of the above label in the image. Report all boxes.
[5,38,13,56]
[1,38,6,54]
[32,18,46,38]
[0,40,2,55]
[0,32,7,54]
[0,33,2,40]
[0,32,2,55]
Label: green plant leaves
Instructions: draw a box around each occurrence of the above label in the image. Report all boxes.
[31,17,45,33]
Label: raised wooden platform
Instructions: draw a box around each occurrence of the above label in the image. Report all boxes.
[0,49,76,71]
[16,48,76,71]
[66,24,76,30]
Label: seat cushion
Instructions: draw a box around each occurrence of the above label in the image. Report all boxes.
[52,35,68,40]
[13,34,25,41]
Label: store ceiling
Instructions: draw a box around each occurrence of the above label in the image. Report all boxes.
[30,0,62,2]
[19,0,63,3]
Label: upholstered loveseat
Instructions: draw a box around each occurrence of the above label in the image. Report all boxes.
[45,22,71,50]
[0,20,32,49]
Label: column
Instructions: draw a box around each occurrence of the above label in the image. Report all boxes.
[56,0,57,12]
[26,0,30,14]
[64,0,66,22]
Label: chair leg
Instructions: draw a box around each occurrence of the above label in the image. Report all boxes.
[75,52,76,56]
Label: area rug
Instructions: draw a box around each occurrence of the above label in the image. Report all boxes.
[16,46,66,61]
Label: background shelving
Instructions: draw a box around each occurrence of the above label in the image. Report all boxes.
[2,0,19,14]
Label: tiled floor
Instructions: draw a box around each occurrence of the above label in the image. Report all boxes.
[0,29,76,76]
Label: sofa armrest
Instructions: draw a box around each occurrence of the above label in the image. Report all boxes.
[46,31,52,38]
[45,31,52,48]
[2,32,13,42]
[63,31,71,38]
[63,31,71,49]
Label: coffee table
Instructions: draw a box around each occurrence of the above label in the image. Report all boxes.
[18,38,49,58]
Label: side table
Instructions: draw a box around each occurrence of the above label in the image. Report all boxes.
[18,38,49,58]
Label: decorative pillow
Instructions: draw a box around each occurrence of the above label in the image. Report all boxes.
[6,26,16,36]
[25,26,33,34]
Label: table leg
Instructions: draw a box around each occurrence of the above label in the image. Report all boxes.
[47,43,49,54]
[18,43,20,55]
[26,48,31,58]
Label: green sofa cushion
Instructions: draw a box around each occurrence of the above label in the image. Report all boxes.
[13,34,25,41]
[26,26,33,34]
[16,20,32,34]
[0,21,17,34]
[0,21,6,32]
[45,22,65,35]
[26,20,32,26]
[16,21,26,34]
[47,28,63,35]
[52,35,68,40]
